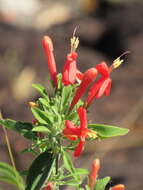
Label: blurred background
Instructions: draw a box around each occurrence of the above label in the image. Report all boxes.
[0,0,143,189]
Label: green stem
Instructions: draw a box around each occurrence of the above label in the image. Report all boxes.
[0,110,23,190]
[2,126,23,190]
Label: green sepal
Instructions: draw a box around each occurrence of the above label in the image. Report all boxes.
[94,176,110,190]
[25,151,56,190]
[0,119,37,140]
[88,124,129,139]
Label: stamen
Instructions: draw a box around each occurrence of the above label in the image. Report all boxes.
[111,51,130,70]
[70,27,79,52]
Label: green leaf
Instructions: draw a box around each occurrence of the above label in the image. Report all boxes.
[0,161,25,190]
[25,151,55,190]
[31,107,54,125]
[94,177,110,190]
[32,126,50,133]
[38,98,50,110]
[60,179,80,186]
[88,124,129,139]
[63,151,79,181]
[61,85,72,108]
[32,84,49,99]
[0,119,37,140]
[74,168,88,175]
[63,151,75,174]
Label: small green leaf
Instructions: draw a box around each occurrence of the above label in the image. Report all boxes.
[61,85,72,108]
[0,161,25,190]
[94,177,110,190]
[26,151,55,190]
[88,124,129,139]
[63,151,75,174]
[31,107,54,125]
[74,168,88,175]
[60,179,80,186]
[38,98,50,110]
[32,84,49,99]
[63,151,79,181]
[0,119,36,140]
[32,126,50,133]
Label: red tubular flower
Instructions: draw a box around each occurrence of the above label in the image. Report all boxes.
[69,68,98,111]
[42,36,58,87]
[63,107,97,157]
[62,52,78,85]
[86,62,112,107]
[110,184,125,190]
[43,182,53,190]
[88,159,100,190]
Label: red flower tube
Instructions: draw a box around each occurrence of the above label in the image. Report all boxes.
[42,36,58,87]
[69,68,98,111]
[110,184,125,190]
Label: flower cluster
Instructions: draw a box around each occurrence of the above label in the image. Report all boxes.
[0,32,129,190]
[42,34,125,157]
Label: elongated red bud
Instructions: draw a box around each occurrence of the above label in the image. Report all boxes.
[42,36,58,87]
[110,184,125,190]
[70,68,97,111]
[88,159,100,190]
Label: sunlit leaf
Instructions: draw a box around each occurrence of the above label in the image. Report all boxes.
[88,124,129,139]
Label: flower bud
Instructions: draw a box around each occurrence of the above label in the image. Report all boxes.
[29,102,37,107]
[42,36,58,87]
[110,184,125,190]
[88,159,100,190]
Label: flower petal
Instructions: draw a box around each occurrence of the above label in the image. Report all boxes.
[70,68,97,110]
[78,107,87,130]
[104,78,112,96]
[63,120,80,138]
[74,139,85,157]
[96,78,111,98]
[96,62,110,77]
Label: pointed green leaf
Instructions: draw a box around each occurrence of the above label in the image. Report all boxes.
[32,84,49,99]
[31,107,54,125]
[63,151,75,174]
[0,119,36,140]
[60,179,80,186]
[0,161,25,190]
[94,177,110,190]
[63,151,79,181]
[74,168,88,175]
[32,126,50,133]
[38,98,50,109]
[88,124,129,139]
[25,151,55,190]
[61,85,72,108]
